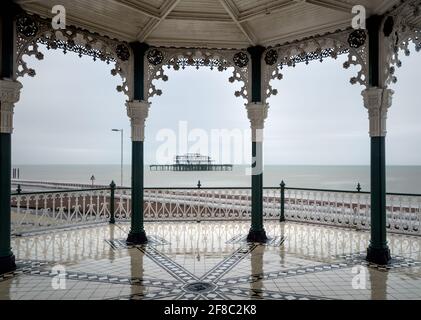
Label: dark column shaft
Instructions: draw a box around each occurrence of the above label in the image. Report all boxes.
[370,137,387,248]
[0,134,12,258]
[1,2,15,79]
[251,141,263,231]
[246,46,267,243]
[126,42,149,244]
[130,141,144,234]
[0,0,17,273]
[366,16,391,264]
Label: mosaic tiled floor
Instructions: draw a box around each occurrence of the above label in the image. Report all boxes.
[1,221,421,300]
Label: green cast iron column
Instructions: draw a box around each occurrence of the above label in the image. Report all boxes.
[366,16,391,264]
[128,141,146,239]
[280,181,286,222]
[126,42,149,244]
[0,0,17,274]
[369,137,389,248]
[0,134,15,273]
[246,45,267,243]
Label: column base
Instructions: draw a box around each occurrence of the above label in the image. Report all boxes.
[366,245,391,265]
[246,229,268,243]
[0,254,16,275]
[126,230,148,245]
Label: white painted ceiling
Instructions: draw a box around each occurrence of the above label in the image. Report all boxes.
[16,0,401,48]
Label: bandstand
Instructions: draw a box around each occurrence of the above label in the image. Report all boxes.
[0,0,420,281]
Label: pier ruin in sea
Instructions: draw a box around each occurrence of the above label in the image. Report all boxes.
[150,154,233,171]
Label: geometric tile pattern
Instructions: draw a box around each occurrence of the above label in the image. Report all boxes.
[114,243,421,300]
[201,244,257,282]
[226,235,286,247]
[0,260,51,282]
[110,290,180,300]
[60,271,182,290]
[216,254,421,287]
[105,235,169,250]
[139,246,200,283]
[219,287,332,300]
[2,221,421,300]
[338,252,421,270]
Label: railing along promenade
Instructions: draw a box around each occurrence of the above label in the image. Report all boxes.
[9,181,421,236]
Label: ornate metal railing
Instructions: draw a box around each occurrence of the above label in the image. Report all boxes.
[9,183,421,236]
[283,187,421,235]
[10,188,113,235]
[9,186,277,234]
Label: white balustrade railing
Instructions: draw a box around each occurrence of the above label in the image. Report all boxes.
[10,187,421,236]
[284,189,421,235]
[143,189,253,220]
[385,194,421,235]
[11,189,112,234]
[284,189,371,229]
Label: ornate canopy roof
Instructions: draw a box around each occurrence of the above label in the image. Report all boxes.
[16,0,401,49]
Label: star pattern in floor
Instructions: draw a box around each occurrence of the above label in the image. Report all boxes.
[1,221,421,300]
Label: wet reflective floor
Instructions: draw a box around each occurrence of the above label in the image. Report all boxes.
[0,221,420,300]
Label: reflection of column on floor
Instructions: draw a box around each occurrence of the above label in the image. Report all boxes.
[320,228,324,258]
[369,267,388,300]
[250,245,264,297]
[109,225,115,263]
[130,247,144,297]
[196,223,201,262]
[279,223,285,265]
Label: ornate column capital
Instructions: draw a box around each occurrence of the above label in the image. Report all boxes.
[246,102,269,129]
[126,100,150,141]
[362,87,394,137]
[0,80,23,134]
[246,102,269,141]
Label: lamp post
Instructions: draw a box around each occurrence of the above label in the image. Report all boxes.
[112,129,124,187]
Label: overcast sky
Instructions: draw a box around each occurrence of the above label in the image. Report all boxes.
[12,44,421,166]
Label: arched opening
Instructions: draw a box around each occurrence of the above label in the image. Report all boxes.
[264,51,373,246]
[12,44,128,186]
[387,41,421,194]
[145,64,250,188]
[266,53,367,190]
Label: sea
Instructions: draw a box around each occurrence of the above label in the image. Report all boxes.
[11,165,421,194]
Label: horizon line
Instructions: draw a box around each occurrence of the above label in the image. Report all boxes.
[11,163,421,167]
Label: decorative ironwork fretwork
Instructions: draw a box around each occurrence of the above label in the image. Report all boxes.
[16,15,38,38]
[347,30,367,49]
[115,44,130,62]
[264,49,278,66]
[262,29,368,102]
[14,13,133,98]
[147,49,164,66]
[381,0,421,86]
[233,52,249,68]
[144,48,250,103]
